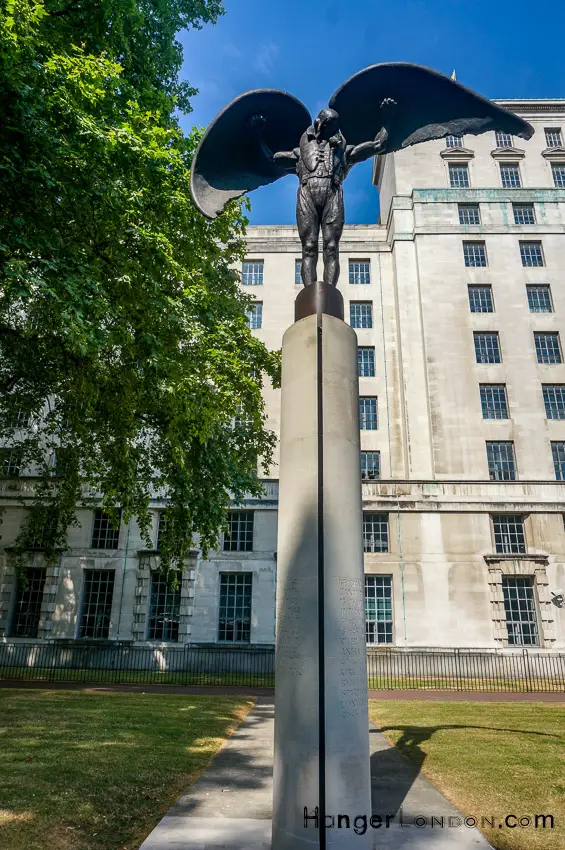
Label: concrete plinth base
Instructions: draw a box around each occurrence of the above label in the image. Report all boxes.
[272,313,371,850]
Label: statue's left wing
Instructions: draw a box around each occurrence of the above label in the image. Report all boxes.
[329,63,533,150]
[191,90,311,219]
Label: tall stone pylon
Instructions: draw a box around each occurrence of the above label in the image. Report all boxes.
[272,284,372,850]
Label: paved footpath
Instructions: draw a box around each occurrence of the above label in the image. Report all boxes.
[139,698,494,850]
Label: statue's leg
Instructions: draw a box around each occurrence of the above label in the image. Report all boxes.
[321,185,345,287]
[296,182,320,285]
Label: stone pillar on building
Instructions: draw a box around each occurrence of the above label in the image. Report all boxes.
[272,293,371,850]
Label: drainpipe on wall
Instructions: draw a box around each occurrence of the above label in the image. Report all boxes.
[396,503,408,645]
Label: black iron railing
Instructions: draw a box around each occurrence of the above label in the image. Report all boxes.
[0,642,564,691]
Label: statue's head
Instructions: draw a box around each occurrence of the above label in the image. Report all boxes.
[314,108,340,140]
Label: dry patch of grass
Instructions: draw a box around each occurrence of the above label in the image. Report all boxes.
[0,689,252,850]
[369,699,565,850]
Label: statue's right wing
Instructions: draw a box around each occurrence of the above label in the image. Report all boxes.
[190,90,311,219]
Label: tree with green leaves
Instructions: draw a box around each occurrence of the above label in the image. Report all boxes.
[0,1,280,573]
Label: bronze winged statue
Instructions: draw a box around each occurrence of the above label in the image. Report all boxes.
[190,63,534,289]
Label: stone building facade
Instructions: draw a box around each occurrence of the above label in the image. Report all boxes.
[2,99,565,650]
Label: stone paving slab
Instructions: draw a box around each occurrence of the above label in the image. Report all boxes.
[139,697,493,850]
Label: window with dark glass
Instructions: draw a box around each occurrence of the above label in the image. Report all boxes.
[246,302,263,329]
[449,163,469,188]
[241,260,264,285]
[502,576,539,646]
[78,570,115,638]
[458,204,480,225]
[520,241,544,267]
[468,285,493,313]
[545,128,563,148]
[500,163,521,188]
[513,203,535,225]
[359,397,377,430]
[358,346,375,377]
[349,260,371,285]
[148,573,180,641]
[365,575,393,644]
[360,450,381,480]
[463,242,487,267]
[363,513,389,553]
[218,572,252,642]
[10,568,46,638]
[350,302,373,328]
[474,332,501,363]
[495,131,513,148]
[534,332,562,364]
[527,285,552,313]
[543,385,565,419]
[91,509,120,549]
[295,259,302,285]
[445,134,463,148]
[486,441,516,480]
[223,511,253,552]
[552,164,565,188]
[492,515,526,554]
[1,448,21,478]
[551,442,565,480]
[156,512,167,549]
[480,384,508,419]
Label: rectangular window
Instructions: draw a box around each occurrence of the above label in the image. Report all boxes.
[218,572,252,643]
[349,260,371,285]
[1,448,21,478]
[361,450,381,480]
[513,203,535,225]
[468,285,494,313]
[10,568,46,638]
[449,163,470,188]
[458,203,480,225]
[545,128,563,148]
[502,576,539,646]
[91,509,120,550]
[9,410,31,429]
[359,397,378,430]
[495,131,513,148]
[350,301,373,328]
[552,163,565,188]
[445,134,463,148]
[148,573,180,642]
[365,575,393,644]
[480,384,508,419]
[223,511,253,552]
[492,515,526,554]
[246,302,263,329]
[78,570,115,638]
[551,441,565,480]
[474,332,501,363]
[358,346,375,377]
[543,385,565,419]
[295,259,302,285]
[463,241,487,267]
[241,260,263,286]
[156,512,167,549]
[527,285,553,313]
[363,512,389,552]
[534,332,562,364]
[500,163,521,188]
[486,441,516,481]
[520,241,544,267]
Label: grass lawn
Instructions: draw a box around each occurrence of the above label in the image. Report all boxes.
[369,699,565,850]
[0,689,252,850]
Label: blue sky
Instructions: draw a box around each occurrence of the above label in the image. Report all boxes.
[179,0,565,225]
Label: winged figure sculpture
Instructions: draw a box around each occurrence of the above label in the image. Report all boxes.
[191,63,533,289]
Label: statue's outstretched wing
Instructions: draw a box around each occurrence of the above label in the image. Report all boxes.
[190,90,311,219]
[329,63,534,150]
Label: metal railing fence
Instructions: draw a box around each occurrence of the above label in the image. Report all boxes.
[0,642,564,691]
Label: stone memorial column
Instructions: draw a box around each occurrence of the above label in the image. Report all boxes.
[272,284,372,850]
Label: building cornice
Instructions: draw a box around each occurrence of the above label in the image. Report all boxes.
[490,146,526,161]
[494,99,565,116]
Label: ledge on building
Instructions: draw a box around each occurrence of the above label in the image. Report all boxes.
[484,553,549,566]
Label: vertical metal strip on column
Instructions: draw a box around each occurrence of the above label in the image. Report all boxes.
[316,300,326,850]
